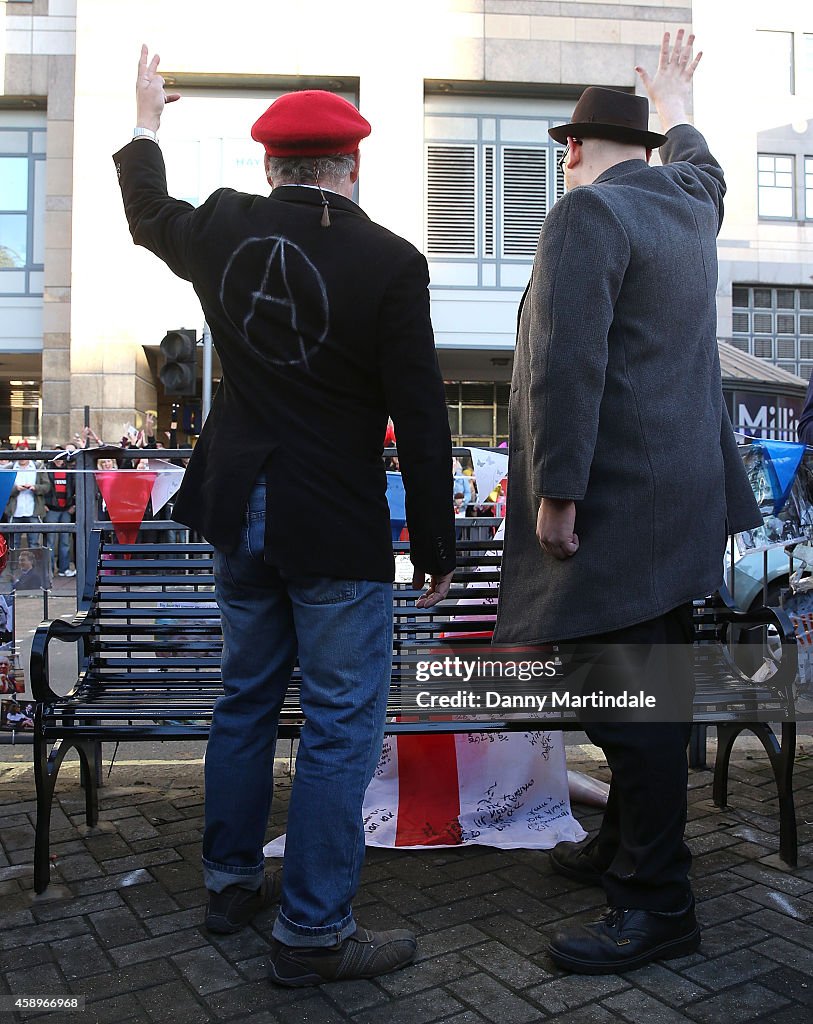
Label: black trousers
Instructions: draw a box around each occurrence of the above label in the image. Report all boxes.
[568,603,695,913]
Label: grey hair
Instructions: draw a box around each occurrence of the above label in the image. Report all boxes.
[266,153,355,187]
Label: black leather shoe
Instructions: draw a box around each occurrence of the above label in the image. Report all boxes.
[548,904,701,974]
[205,869,281,934]
[268,926,417,987]
[549,837,608,887]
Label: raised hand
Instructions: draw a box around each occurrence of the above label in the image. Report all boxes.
[635,29,702,132]
[136,44,181,133]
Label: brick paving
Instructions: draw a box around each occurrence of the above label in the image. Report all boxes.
[0,739,812,1024]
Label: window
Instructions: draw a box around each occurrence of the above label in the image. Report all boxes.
[0,127,46,297]
[445,382,510,447]
[425,108,566,287]
[801,34,813,93]
[757,154,795,219]
[732,285,813,379]
[159,87,360,206]
[756,30,795,93]
[806,157,813,220]
[426,146,477,256]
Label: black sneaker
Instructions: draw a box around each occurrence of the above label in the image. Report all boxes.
[268,926,417,987]
[205,870,281,934]
[548,903,701,974]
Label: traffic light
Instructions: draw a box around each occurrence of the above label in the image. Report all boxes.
[159,329,197,396]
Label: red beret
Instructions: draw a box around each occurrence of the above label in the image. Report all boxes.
[251,90,371,157]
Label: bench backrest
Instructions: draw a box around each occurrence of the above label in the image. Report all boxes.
[50,527,793,731]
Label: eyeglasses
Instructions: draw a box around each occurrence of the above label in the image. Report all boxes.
[557,139,582,171]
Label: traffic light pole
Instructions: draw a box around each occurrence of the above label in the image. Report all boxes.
[202,321,213,426]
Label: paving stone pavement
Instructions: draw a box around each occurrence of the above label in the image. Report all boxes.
[1,739,812,1024]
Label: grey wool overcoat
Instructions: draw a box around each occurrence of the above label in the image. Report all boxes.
[493,124,761,645]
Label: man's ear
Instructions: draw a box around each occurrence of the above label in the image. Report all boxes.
[264,153,274,187]
[350,149,361,184]
[567,136,582,170]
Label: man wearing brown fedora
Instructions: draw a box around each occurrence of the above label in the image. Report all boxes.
[494,31,760,973]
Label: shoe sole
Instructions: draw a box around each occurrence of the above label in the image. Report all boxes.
[548,927,701,975]
[267,963,327,987]
[268,949,417,988]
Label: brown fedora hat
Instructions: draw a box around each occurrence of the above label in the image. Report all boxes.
[549,87,667,148]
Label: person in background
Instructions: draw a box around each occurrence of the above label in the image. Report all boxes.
[452,457,473,508]
[44,451,77,577]
[3,700,34,730]
[13,548,46,591]
[6,445,49,550]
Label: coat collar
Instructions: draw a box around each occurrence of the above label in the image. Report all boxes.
[270,184,369,220]
[594,159,649,184]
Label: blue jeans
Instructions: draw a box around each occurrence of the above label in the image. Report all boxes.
[45,510,72,573]
[9,516,42,549]
[203,477,393,948]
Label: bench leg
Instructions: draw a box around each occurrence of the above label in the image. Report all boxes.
[74,740,100,829]
[775,723,798,868]
[735,722,797,867]
[33,725,63,894]
[713,721,798,868]
[79,741,104,798]
[33,727,101,894]
[712,722,743,808]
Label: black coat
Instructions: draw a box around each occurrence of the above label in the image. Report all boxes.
[113,141,455,581]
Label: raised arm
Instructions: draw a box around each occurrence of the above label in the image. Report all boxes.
[113,46,195,279]
[637,29,725,228]
[635,29,701,133]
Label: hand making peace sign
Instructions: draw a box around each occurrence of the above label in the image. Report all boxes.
[136,44,181,134]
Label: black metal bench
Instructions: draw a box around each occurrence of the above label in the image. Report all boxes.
[31,528,801,893]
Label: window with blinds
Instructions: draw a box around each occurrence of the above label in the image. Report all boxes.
[425,115,565,265]
[426,145,477,256]
[502,148,547,257]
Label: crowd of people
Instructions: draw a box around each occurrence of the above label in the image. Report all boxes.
[0,409,197,582]
[0,439,77,579]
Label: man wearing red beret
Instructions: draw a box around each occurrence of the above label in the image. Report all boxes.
[114,46,455,986]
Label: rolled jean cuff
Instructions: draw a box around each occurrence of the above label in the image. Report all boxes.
[202,856,264,894]
[272,906,356,948]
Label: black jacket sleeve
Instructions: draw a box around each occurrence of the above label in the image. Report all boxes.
[112,140,197,280]
[377,249,456,576]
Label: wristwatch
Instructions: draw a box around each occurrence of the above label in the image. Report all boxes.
[132,127,158,142]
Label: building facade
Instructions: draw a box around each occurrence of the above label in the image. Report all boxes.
[693,0,813,416]
[10,0,798,450]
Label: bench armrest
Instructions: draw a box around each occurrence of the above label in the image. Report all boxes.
[711,587,798,712]
[30,611,92,703]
